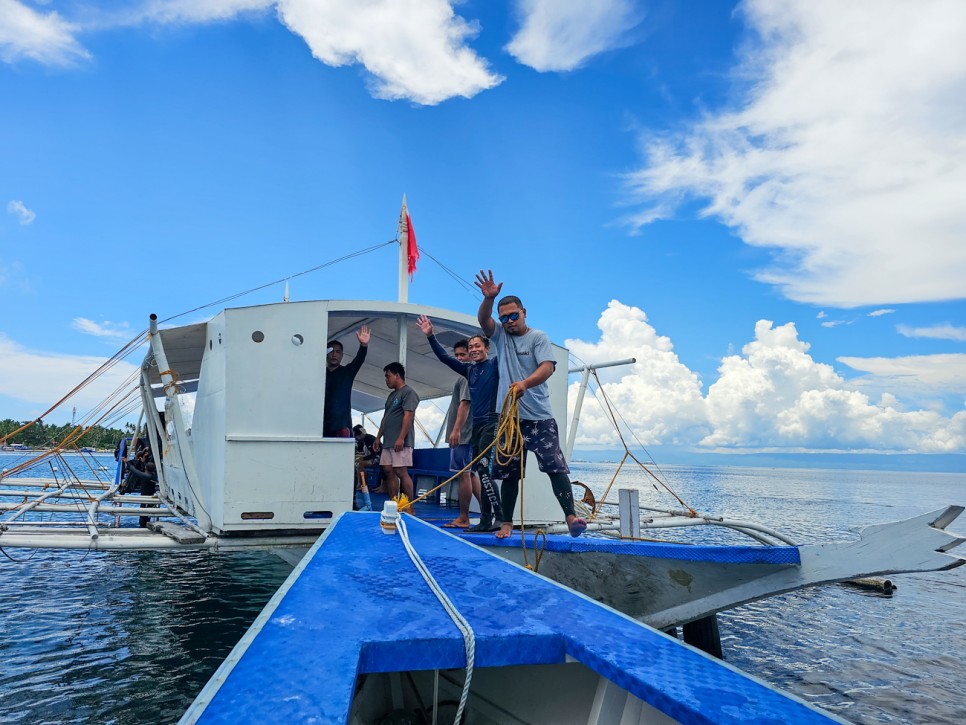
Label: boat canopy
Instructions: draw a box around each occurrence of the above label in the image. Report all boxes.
[145,300,489,414]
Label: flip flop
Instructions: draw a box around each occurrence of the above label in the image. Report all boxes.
[568,517,587,537]
[442,520,470,529]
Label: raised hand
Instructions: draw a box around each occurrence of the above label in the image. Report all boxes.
[416,314,433,336]
[474,269,503,299]
[356,325,371,346]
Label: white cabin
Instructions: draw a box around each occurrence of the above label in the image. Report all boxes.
[142,300,570,535]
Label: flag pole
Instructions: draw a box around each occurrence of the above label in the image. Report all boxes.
[397,195,409,367]
[398,194,409,304]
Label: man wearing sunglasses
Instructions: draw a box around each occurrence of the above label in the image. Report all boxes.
[475,270,587,538]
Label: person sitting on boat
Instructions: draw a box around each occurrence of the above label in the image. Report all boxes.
[121,447,159,527]
[476,270,587,538]
[352,424,378,511]
[372,362,419,501]
[323,325,370,437]
[417,315,504,533]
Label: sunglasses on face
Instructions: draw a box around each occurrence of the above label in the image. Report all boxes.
[499,312,521,324]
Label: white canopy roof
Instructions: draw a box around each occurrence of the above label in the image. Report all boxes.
[145,300,491,413]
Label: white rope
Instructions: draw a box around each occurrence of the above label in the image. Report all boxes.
[396,515,475,724]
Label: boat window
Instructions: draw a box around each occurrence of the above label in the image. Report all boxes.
[292,334,303,346]
[251,330,265,343]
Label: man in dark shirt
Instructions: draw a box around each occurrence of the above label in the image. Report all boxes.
[352,424,378,511]
[323,325,370,437]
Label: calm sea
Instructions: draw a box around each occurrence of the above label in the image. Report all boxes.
[0,454,963,723]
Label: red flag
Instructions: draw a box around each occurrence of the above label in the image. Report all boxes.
[406,211,419,280]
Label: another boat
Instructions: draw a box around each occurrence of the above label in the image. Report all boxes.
[179,511,843,724]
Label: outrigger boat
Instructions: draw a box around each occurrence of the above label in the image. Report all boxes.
[1,202,964,654]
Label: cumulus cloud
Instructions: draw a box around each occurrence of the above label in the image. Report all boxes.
[0,333,141,413]
[6,199,35,225]
[868,309,895,317]
[276,0,502,105]
[565,300,708,447]
[897,323,966,342]
[566,302,966,454]
[0,0,90,65]
[627,0,966,308]
[506,0,638,72]
[72,317,135,341]
[4,0,500,105]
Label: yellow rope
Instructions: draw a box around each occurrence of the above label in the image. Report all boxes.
[397,434,497,511]
[493,389,546,571]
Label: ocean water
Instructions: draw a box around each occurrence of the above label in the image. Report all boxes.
[0,454,963,723]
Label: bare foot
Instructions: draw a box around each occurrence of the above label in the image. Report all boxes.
[567,516,587,537]
[443,518,470,529]
[495,523,513,539]
[370,487,386,494]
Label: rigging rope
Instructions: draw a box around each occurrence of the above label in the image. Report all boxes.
[586,368,696,519]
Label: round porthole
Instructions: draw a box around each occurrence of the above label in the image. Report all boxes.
[292,334,304,346]
[252,330,265,343]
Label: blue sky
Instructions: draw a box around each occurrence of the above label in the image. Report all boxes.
[1,0,964,464]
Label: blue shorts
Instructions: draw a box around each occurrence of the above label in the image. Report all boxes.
[449,444,473,472]
[492,418,570,479]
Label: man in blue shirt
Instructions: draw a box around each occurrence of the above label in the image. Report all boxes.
[417,314,504,532]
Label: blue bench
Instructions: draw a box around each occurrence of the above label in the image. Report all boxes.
[366,447,454,503]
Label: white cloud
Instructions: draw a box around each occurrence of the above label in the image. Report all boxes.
[506,0,638,72]
[276,0,502,105]
[6,199,35,225]
[868,309,895,317]
[564,300,709,447]
[897,323,966,342]
[839,353,966,395]
[72,317,135,341]
[134,0,274,24]
[627,0,966,308]
[5,0,500,105]
[0,332,141,413]
[566,302,966,454]
[0,0,90,65]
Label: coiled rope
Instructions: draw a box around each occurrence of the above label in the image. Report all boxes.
[397,515,475,724]
[400,388,546,570]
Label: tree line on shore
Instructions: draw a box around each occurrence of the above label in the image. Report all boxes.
[0,419,136,450]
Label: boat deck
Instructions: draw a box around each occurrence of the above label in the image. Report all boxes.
[182,512,836,724]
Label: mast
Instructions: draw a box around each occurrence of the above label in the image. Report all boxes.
[398,194,410,304]
[397,195,410,366]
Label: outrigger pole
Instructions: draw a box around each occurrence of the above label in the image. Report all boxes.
[566,358,636,459]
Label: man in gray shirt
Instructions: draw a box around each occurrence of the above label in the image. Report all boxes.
[476,269,587,538]
[441,338,481,528]
[373,362,419,501]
